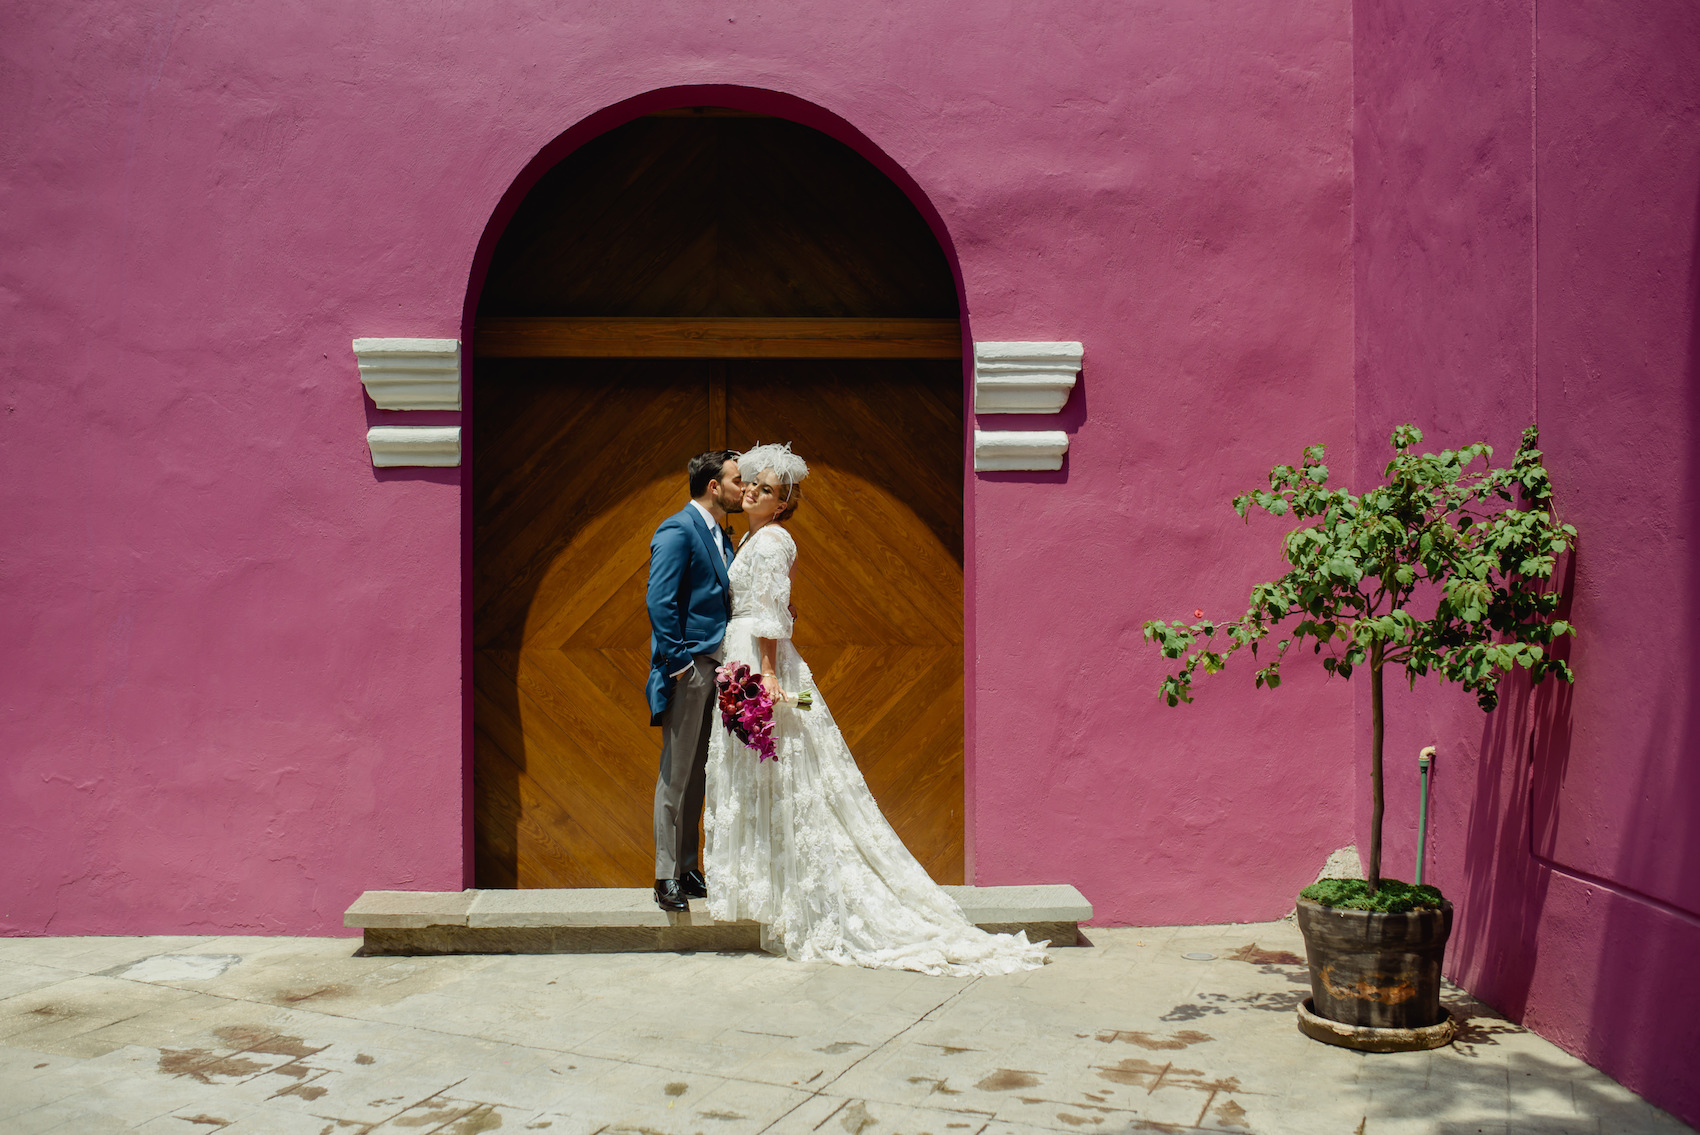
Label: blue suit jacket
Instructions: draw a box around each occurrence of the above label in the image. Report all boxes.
[645,505,734,725]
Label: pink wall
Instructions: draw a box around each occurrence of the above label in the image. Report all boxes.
[5,0,1693,1120]
[1354,0,1700,1124]
[0,0,1359,939]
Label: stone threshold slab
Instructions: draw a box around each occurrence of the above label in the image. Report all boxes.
[346,884,1090,956]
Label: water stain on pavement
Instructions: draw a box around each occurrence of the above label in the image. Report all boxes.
[975,1068,1042,1091]
[1214,1097,1251,1128]
[1091,1057,1243,1104]
[158,1048,269,1083]
[26,1003,77,1022]
[1094,1028,1213,1049]
[158,1026,337,1091]
[1095,1057,1197,1087]
[274,982,352,1005]
[269,1080,327,1101]
[452,1106,505,1133]
[1228,943,1303,966]
[816,1040,866,1054]
[392,1101,478,1128]
[839,1100,879,1134]
[213,1025,326,1058]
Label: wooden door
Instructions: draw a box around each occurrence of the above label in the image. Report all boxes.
[472,357,964,887]
[472,110,964,888]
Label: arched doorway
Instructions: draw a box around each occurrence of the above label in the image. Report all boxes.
[471,107,965,888]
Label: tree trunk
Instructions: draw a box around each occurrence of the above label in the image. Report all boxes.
[1368,642,1385,894]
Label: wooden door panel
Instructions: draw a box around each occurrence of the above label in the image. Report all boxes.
[475,363,708,651]
[728,359,965,884]
[479,118,958,320]
[524,482,682,648]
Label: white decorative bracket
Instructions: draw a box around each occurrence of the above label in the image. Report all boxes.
[973,341,1083,414]
[974,430,1068,472]
[367,426,461,467]
[354,338,462,410]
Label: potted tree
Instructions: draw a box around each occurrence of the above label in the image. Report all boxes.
[1144,425,1575,1051]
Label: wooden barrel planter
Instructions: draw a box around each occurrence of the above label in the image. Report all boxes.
[1293,896,1457,1052]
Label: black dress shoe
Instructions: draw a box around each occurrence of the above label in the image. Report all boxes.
[654,878,689,912]
[680,869,707,899]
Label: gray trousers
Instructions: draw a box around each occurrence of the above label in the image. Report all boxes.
[653,655,717,879]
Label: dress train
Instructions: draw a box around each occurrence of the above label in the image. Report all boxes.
[703,524,1048,977]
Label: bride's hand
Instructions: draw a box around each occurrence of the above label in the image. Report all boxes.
[761,672,783,702]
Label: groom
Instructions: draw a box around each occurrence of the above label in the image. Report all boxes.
[646,450,743,912]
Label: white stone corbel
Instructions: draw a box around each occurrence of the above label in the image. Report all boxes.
[367,426,461,467]
[354,338,462,410]
[973,341,1083,414]
[974,430,1068,472]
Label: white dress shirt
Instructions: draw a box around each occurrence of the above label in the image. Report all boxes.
[689,500,727,565]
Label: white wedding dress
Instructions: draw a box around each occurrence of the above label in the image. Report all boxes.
[703,523,1048,976]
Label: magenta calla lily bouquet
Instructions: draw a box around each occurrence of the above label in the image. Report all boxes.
[715,662,811,762]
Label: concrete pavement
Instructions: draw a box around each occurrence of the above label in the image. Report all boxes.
[0,920,1690,1134]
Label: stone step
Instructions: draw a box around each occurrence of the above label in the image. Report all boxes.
[345,885,1092,956]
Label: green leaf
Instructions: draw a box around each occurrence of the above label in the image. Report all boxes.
[1144,421,1572,722]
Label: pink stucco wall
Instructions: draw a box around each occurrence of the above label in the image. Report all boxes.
[0,1,1357,937]
[5,0,1694,1120]
[1354,0,1700,1124]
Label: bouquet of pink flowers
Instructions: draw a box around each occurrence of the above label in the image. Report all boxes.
[715,661,811,762]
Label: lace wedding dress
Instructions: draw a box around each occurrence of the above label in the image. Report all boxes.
[703,523,1048,976]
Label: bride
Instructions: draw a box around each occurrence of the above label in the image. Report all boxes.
[702,443,1048,976]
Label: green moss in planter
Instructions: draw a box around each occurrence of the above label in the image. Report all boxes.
[1301,877,1445,913]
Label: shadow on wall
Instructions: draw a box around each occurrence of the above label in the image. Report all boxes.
[973,371,1089,485]
[1452,172,1700,1119]
[363,395,463,484]
[1449,659,1555,1022]
[1580,171,1700,1110]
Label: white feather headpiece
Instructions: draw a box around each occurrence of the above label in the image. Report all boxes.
[737,442,809,498]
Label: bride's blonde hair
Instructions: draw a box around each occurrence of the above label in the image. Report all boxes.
[738,442,808,520]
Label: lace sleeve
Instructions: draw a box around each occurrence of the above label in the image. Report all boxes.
[742,527,796,640]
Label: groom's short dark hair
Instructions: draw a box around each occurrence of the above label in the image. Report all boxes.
[688,450,738,498]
